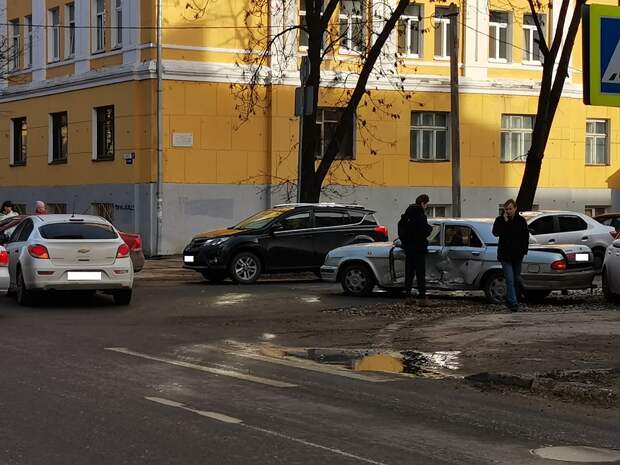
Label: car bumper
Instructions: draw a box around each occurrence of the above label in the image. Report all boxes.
[182,249,228,273]
[23,266,133,291]
[522,269,595,290]
[0,269,9,295]
[320,265,339,282]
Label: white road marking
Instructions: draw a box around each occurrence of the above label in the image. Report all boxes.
[146,396,389,465]
[105,347,297,388]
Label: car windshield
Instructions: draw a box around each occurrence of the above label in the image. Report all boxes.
[233,208,291,230]
[39,223,118,240]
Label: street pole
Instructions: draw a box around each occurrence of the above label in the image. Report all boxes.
[449,3,461,218]
[296,56,311,203]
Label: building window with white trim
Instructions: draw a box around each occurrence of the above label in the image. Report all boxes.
[584,205,609,217]
[9,19,20,71]
[585,119,609,165]
[411,112,449,161]
[112,0,123,47]
[501,114,534,162]
[398,4,422,57]
[489,11,510,62]
[25,16,33,68]
[65,3,75,58]
[48,8,60,62]
[315,108,355,160]
[434,7,455,59]
[523,14,545,63]
[299,0,308,49]
[94,0,106,52]
[339,0,365,53]
[50,112,68,163]
[11,117,27,166]
[427,205,450,218]
[94,106,115,161]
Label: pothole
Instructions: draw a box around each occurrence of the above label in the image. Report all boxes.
[531,446,620,462]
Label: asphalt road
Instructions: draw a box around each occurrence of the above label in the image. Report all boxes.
[0,281,618,465]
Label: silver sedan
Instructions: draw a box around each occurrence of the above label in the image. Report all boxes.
[602,239,620,303]
[0,246,8,295]
[321,218,595,303]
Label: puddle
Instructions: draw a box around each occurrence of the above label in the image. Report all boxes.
[215,293,252,305]
[531,446,620,463]
[287,348,461,376]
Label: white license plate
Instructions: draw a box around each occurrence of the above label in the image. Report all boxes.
[67,272,102,281]
[575,253,589,262]
[184,255,194,263]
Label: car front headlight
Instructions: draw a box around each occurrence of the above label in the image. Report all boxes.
[203,237,230,247]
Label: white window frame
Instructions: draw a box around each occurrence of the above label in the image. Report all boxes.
[523,14,545,65]
[48,8,61,63]
[433,7,452,60]
[411,112,450,161]
[25,16,33,68]
[427,205,450,218]
[112,0,123,48]
[93,0,106,53]
[585,119,609,165]
[488,11,509,63]
[398,5,422,58]
[65,3,76,59]
[501,114,534,162]
[9,19,20,71]
[339,0,365,54]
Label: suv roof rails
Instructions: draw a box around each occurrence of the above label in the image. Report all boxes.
[273,202,368,210]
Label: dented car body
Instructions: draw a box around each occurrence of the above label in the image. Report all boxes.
[321,219,596,303]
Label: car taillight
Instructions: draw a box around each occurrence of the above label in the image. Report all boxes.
[28,244,50,259]
[117,244,130,258]
[131,237,142,251]
[551,259,567,271]
[374,225,389,238]
[0,249,8,266]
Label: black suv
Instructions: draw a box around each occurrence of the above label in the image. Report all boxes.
[182,203,388,283]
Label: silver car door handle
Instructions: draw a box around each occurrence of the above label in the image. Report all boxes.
[428,250,438,254]
[581,236,589,241]
[548,239,556,243]
[471,251,481,256]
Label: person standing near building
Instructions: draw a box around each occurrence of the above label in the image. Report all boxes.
[0,201,18,220]
[34,201,48,215]
[492,199,530,311]
[398,194,433,305]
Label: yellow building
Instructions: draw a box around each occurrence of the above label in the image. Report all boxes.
[1,0,619,254]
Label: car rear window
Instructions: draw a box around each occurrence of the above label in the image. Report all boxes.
[39,223,118,240]
[348,211,377,225]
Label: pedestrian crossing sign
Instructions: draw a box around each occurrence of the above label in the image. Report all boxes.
[583,4,620,107]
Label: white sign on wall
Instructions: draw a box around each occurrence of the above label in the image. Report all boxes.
[172,132,194,147]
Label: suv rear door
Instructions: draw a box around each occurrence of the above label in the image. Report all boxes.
[263,211,316,271]
[312,209,351,262]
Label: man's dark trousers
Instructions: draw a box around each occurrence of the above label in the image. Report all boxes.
[404,247,426,297]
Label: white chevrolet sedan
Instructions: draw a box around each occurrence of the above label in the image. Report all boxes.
[0,246,9,295]
[3,215,133,306]
[602,239,620,303]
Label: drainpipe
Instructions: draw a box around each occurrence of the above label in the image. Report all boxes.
[155,0,164,256]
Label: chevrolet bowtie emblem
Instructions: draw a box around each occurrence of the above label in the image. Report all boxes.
[78,249,90,254]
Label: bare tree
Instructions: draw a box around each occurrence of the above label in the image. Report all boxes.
[516,0,587,210]
[189,0,414,202]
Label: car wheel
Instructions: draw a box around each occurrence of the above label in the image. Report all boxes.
[483,271,506,304]
[341,263,375,296]
[113,289,132,306]
[16,268,35,307]
[593,248,605,273]
[523,289,551,303]
[602,268,619,304]
[229,252,261,284]
[201,272,227,283]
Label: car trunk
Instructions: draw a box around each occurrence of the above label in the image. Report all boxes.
[528,244,593,268]
[45,240,119,266]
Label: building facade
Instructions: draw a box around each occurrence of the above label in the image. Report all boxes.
[1,0,619,254]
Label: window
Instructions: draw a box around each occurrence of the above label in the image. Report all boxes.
[339,0,365,53]
[94,106,115,160]
[40,223,118,240]
[434,7,455,58]
[50,112,69,163]
[25,16,33,68]
[299,0,308,48]
[501,114,534,162]
[92,202,114,223]
[489,11,509,62]
[315,211,347,228]
[558,215,588,232]
[17,219,34,243]
[529,216,555,235]
[585,119,609,165]
[428,224,441,246]
[66,3,76,58]
[398,4,422,57]
[112,0,123,47]
[11,117,27,166]
[279,212,312,230]
[585,206,609,217]
[94,0,105,52]
[315,108,355,160]
[445,225,482,247]
[9,20,20,71]
[427,205,450,218]
[47,203,67,214]
[48,8,60,62]
[411,112,449,161]
[523,14,545,63]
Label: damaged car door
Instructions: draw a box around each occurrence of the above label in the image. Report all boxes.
[437,224,485,288]
[391,223,442,285]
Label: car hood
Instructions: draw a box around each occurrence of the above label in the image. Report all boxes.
[193,228,246,239]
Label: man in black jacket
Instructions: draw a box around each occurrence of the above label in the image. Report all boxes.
[399,194,433,305]
[492,199,530,311]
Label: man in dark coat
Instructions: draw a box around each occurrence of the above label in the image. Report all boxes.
[492,198,530,311]
[399,194,433,305]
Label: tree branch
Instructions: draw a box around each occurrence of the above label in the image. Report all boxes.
[526,0,550,59]
[548,0,570,59]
